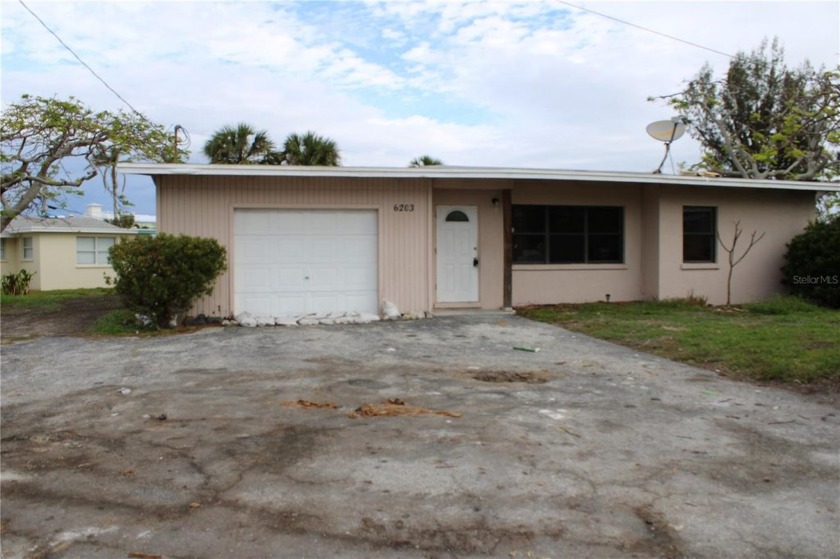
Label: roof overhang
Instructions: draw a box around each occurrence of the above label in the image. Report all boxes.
[119,163,840,193]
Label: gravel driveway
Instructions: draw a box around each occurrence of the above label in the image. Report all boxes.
[1,314,838,558]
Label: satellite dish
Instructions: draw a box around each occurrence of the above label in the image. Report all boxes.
[647,117,686,174]
[646,119,686,142]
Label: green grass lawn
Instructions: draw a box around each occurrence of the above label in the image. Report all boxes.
[0,287,116,312]
[518,296,840,384]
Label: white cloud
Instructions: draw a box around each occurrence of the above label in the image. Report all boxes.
[2,0,837,215]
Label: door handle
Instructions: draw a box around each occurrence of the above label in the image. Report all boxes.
[473,257,479,267]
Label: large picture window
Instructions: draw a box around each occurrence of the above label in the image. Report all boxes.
[77,236,115,265]
[683,206,717,263]
[512,205,624,264]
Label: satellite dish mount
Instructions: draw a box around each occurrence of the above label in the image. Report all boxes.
[647,117,686,174]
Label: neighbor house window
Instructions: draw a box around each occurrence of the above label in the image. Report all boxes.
[22,237,33,260]
[77,236,115,265]
[0,238,5,261]
[512,205,624,264]
[683,206,717,263]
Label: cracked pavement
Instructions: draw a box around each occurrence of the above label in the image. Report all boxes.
[1,314,838,558]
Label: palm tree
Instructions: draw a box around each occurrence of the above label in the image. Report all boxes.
[203,123,278,164]
[281,131,341,166]
[409,155,443,167]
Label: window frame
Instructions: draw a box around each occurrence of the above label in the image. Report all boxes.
[76,236,116,266]
[22,237,33,260]
[682,206,717,264]
[0,238,5,261]
[512,205,625,265]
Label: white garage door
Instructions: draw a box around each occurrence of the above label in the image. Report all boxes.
[234,209,378,318]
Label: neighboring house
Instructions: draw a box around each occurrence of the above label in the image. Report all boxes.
[84,203,157,234]
[120,163,840,320]
[0,216,137,291]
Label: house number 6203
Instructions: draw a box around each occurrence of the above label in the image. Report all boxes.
[393,204,415,212]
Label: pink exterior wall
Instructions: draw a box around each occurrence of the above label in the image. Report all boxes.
[511,181,644,305]
[157,176,433,318]
[653,186,816,305]
[157,173,818,317]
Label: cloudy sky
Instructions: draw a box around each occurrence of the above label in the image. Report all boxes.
[2,0,838,216]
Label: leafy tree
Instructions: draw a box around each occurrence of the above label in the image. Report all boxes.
[656,39,840,182]
[108,234,228,328]
[203,123,278,164]
[409,155,443,167]
[0,94,182,232]
[107,213,136,229]
[281,131,341,166]
[781,218,840,308]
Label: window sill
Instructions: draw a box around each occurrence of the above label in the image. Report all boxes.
[76,264,111,268]
[681,263,719,270]
[513,264,628,271]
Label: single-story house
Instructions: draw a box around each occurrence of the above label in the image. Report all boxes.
[0,215,138,291]
[120,163,839,320]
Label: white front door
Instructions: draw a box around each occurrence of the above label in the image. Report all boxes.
[436,205,479,303]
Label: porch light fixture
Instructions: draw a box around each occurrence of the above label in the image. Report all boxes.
[492,197,500,207]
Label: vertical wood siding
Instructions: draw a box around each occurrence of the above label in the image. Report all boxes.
[157,176,431,318]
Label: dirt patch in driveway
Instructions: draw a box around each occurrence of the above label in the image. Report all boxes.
[0,294,124,342]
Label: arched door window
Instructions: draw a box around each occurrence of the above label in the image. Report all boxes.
[445,210,469,222]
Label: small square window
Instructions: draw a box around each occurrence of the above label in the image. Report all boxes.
[77,236,116,265]
[683,207,717,263]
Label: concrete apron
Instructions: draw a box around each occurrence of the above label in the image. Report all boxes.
[1,315,838,558]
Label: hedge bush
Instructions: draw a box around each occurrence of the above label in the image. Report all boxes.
[781,218,840,308]
[108,234,227,328]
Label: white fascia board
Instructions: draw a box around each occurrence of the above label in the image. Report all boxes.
[14,227,139,235]
[118,163,840,193]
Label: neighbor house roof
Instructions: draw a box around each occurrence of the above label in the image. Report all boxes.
[1,215,139,237]
[119,163,840,193]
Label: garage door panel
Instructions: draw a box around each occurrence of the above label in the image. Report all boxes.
[276,267,306,289]
[345,293,377,312]
[308,293,340,314]
[236,267,271,289]
[307,266,340,289]
[274,238,307,259]
[275,295,306,316]
[235,210,268,234]
[271,211,308,233]
[308,239,338,260]
[236,237,273,262]
[234,209,378,318]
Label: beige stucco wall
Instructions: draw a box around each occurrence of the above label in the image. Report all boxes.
[654,186,816,305]
[1,237,22,277]
[157,175,434,318]
[0,233,127,291]
[1,236,40,289]
[511,180,645,305]
[38,233,126,290]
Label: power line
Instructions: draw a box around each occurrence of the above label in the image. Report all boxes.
[556,1,735,59]
[17,0,144,114]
